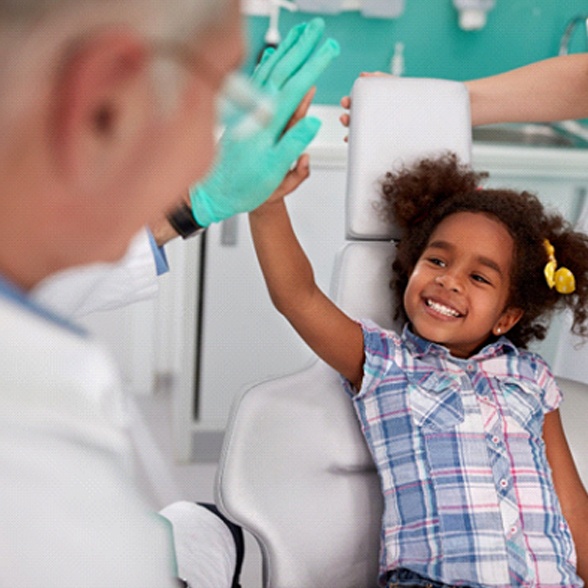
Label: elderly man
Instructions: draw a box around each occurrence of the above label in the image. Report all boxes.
[0,1,338,586]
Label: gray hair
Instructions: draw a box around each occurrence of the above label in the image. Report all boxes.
[0,0,233,141]
[0,0,230,40]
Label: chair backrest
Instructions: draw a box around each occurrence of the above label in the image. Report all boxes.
[216,242,398,588]
[216,77,472,588]
[216,361,382,588]
[556,377,588,487]
[346,77,471,240]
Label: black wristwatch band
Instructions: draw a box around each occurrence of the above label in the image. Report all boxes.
[167,201,205,239]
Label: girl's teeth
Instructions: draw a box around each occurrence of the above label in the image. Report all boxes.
[427,299,460,317]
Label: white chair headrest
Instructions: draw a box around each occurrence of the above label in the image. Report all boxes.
[346,76,472,241]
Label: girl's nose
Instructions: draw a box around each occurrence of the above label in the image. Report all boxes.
[435,272,463,293]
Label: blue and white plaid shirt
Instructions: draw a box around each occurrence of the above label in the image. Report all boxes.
[344,320,581,588]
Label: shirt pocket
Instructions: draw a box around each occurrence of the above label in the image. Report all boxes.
[497,376,544,440]
[407,371,464,433]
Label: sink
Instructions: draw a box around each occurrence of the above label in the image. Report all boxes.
[473,123,588,149]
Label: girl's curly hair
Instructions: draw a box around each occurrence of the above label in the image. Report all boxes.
[379,152,588,349]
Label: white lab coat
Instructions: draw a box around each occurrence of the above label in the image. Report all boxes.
[0,293,177,587]
[31,230,159,318]
[11,230,237,588]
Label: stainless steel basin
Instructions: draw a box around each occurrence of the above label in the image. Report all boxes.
[473,123,588,149]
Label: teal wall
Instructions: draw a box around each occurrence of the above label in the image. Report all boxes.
[245,1,588,104]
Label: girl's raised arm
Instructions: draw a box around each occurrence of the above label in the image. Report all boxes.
[249,183,365,391]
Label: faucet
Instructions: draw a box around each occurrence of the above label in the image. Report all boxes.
[559,14,588,56]
[549,15,588,143]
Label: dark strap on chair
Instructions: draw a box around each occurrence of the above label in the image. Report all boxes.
[197,502,244,588]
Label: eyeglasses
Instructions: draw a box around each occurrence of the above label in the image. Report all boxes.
[152,41,275,140]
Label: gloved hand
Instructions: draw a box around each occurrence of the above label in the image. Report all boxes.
[190,18,340,227]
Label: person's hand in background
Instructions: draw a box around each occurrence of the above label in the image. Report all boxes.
[339,71,389,141]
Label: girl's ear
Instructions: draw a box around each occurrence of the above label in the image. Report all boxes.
[493,307,524,336]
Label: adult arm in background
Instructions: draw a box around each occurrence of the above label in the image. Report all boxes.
[465,53,588,126]
[339,54,588,131]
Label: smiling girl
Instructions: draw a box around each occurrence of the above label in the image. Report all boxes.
[249,152,588,587]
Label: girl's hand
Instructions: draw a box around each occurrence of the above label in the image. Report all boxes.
[264,153,311,206]
[285,86,316,134]
[254,87,316,211]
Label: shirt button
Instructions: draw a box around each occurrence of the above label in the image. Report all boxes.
[467,363,475,372]
[510,525,518,534]
[492,436,500,445]
[500,478,508,489]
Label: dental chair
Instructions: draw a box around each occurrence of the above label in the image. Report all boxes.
[215,77,472,588]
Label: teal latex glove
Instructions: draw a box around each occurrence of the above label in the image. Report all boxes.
[190,18,340,227]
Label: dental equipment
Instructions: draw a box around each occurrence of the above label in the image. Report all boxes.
[258,0,298,62]
[453,0,495,31]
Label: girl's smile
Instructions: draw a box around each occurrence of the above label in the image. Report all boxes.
[403,211,523,358]
[423,296,464,319]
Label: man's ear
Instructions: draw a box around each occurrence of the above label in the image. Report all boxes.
[493,306,524,337]
[51,31,151,189]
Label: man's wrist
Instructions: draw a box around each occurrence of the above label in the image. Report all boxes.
[167,201,206,239]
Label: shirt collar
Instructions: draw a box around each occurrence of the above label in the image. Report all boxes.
[401,322,518,361]
[0,273,86,337]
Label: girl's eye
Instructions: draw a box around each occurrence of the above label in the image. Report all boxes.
[472,273,491,285]
[428,257,445,267]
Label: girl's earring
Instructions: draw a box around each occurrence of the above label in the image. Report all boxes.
[496,327,502,335]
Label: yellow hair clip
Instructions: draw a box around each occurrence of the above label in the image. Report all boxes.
[543,239,576,294]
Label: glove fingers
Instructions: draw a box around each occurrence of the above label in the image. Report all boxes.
[273,116,322,167]
[260,18,327,91]
[251,21,308,87]
[270,38,340,135]
[256,46,276,70]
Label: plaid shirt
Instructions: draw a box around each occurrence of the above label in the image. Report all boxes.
[344,320,581,588]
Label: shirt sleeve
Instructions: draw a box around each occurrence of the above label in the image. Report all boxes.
[342,319,402,400]
[533,355,563,414]
[31,229,160,318]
